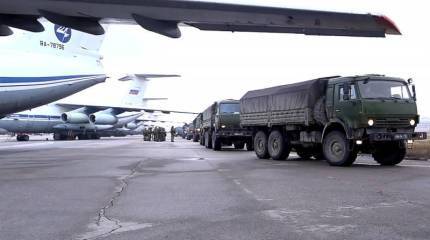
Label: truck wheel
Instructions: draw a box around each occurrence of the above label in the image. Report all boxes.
[323,131,357,166]
[212,131,221,151]
[205,131,212,149]
[268,130,290,160]
[372,142,406,166]
[254,131,269,159]
[234,142,245,150]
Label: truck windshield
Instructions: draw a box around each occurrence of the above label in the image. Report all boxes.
[220,103,240,114]
[357,80,411,100]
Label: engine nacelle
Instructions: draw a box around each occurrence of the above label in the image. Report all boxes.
[125,122,138,130]
[89,113,118,125]
[61,112,89,124]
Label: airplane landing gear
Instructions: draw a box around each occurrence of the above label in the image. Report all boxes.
[17,134,30,141]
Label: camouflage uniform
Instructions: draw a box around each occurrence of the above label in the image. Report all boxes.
[170,126,175,142]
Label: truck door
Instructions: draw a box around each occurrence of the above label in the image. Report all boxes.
[326,85,335,119]
[334,83,360,128]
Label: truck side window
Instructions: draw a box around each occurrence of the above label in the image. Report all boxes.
[339,85,357,101]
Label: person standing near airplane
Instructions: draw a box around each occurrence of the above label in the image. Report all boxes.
[171,126,175,142]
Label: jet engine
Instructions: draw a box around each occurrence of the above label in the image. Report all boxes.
[89,113,118,125]
[61,112,89,124]
[125,122,139,130]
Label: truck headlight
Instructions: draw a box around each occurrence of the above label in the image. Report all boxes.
[410,119,416,126]
[368,119,374,126]
[221,125,226,129]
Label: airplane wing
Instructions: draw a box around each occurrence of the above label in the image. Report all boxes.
[0,1,400,38]
[55,103,199,115]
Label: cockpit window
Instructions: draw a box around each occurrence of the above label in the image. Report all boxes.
[220,103,240,114]
[358,80,411,100]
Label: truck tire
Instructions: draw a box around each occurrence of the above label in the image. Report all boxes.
[212,131,222,151]
[254,131,269,159]
[205,131,212,149]
[313,96,328,125]
[372,142,406,166]
[323,130,357,166]
[268,130,291,160]
[234,142,245,150]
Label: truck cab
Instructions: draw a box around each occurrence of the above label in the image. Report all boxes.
[240,74,426,166]
[202,100,252,151]
[323,75,426,165]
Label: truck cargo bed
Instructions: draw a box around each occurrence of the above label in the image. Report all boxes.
[240,78,328,127]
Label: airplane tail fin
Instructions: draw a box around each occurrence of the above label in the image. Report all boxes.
[7,18,105,59]
[119,74,180,107]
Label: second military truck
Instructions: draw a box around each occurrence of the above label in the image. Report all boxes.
[202,100,253,151]
[240,75,426,166]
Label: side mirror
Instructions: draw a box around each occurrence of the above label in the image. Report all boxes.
[408,78,414,84]
[412,84,417,101]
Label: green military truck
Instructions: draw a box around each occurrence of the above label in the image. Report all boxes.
[202,99,253,151]
[193,113,203,143]
[186,123,194,140]
[240,75,427,166]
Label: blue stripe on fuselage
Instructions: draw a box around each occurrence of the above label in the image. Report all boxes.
[0,75,97,83]
[7,114,62,120]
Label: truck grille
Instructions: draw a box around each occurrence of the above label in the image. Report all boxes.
[374,118,410,127]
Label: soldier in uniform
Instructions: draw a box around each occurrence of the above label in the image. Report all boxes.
[143,127,147,141]
[154,127,160,142]
[148,127,153,141]
[161,127,167,142]
[170,126,175,142]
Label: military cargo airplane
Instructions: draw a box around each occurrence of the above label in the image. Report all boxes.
[0,74,195,141]
[0,1,400,38]
[0,19,107,118]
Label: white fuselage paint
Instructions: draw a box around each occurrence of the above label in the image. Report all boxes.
[0,20,106,116]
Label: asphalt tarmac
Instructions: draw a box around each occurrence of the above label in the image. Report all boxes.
[0,137,429,240]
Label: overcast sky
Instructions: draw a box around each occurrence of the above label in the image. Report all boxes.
[62,0,430,123]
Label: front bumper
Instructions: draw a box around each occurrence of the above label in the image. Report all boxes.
[368,132,427,142]
[217,129,252,138]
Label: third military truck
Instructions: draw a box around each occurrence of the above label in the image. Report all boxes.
[240,75,427,166]
[202,100,252,151]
